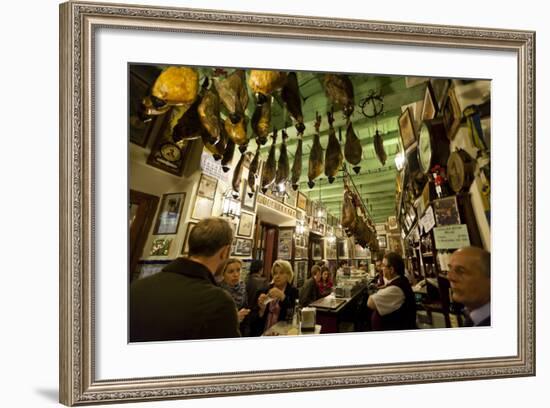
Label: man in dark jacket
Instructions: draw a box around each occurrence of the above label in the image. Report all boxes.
[130,217,240,342]
[368,252,417,331]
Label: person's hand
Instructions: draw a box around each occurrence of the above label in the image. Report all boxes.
[268,287,285,301]
[258,293,268,308]
[237,308,250,322]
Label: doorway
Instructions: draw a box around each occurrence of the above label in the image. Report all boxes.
[129,189,159,282]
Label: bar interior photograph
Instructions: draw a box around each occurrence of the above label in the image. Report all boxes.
[128,64,492,341]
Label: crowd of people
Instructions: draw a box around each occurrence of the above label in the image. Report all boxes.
[130,217,491,342]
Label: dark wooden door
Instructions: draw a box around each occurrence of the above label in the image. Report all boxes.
[129,190,159,282]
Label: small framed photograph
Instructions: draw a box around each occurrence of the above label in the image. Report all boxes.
[421,81,438,121]
[153,192,186,235]
[442,85,462,141]
[398,107,417,152]
[277,228,294,259]
[197,173,218,200]
[377,234,388,249]
[149,237,172,256]
[180,222,197,255]
[191,196,214,220]
[285,186,298,208]
[241,181,257,212]
[296,191,307,211]
[388,215,399,231]
[237,211,255,237]
[232,238,253,257]
[312,241,323,260]
[433,196,461,226]
[294,260,308,288]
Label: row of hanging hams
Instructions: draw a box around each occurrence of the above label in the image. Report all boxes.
[139,66,387,193]
[341,188,379,251]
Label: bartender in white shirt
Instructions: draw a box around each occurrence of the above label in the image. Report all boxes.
[367,252,417,331]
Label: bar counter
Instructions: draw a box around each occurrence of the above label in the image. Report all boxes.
[309,286,369,333]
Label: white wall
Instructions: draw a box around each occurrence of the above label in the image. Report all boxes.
[0,1,546,408]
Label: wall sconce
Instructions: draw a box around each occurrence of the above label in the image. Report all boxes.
[222,189,241,219]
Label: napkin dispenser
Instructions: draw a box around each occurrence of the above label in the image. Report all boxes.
[300,307,316,331]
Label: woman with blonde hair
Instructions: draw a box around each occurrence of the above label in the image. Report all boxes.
[256,260,299,333]
[217,258,251,335]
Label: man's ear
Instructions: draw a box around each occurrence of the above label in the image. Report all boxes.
[223,245,231,259]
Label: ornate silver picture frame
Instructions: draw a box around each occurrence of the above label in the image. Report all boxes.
[60,1,535,405]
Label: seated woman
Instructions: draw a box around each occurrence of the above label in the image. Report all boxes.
[256,260,299,333]
[318,266,334,297]
[299,265,322,307]
[217,258,251,336]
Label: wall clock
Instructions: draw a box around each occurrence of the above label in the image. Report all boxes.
[447,149,476,193]
[146,110,193,176]
[417,118,450,174]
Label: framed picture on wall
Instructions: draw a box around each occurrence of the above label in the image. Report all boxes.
[241,181,257,212]
[433,196,461,226]
[197,173,218,200]
[296,192,307,211]
[377,234,388,249]
[398,107,417,152]
[442,85,462,141]
[237,212,255,237]
[191,196,214,220]
[285,187,298,208]
[149,237,172,256]
[153,192,186,235]
[232,238,253,257]
[421,81,438,121]
[180,222,197,255]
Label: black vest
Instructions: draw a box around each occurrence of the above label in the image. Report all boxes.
[371,276,417,331]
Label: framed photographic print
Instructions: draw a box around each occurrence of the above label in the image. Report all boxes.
[312,241,323,260]
[191,196,214,220]
[433,196,461,226]
[237,211,255,237]
[152,192,185,235]
[180,222,197,255]
[377,234,388,249]
[149,237,172,256]
[232,238,253,257]
[60,2,534,405]
[388,215,399,231]
[296,191,307,211]
[442,85,462,141]
[294,260,308,288]
[241,181,257,212]
[285,186,298,208]
[197,173,218,200]
[398,107,417,152]
[278,228,294,260]
[421,81,438,121]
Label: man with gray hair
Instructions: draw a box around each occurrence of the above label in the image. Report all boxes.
[447,246,491,327]
[130,217,240,341]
